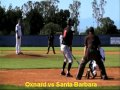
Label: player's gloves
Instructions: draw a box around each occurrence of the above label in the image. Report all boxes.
[17,36,20,39]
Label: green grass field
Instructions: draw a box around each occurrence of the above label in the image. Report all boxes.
[0,47,119,69]
[0,47,120,90]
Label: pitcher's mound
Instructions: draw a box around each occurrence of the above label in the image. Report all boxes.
[2,53,46,59]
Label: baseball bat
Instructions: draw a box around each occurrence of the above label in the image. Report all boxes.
[72,54,80,65]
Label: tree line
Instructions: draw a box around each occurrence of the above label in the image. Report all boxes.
[0,0,80,35]
[0,0,119,35]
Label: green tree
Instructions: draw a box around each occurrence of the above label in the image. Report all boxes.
[42,0,59,24]
[0,5,6,35]
[41,22,62,35]
[92,0,107,27]
[69,0,81,35]
[21,1,33,18]
[54,9,70,29]
[5,5,22,35]
[99,17,118,34]
[21,0,59,35]
[26,9,44,35]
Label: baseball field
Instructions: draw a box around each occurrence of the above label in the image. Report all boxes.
[0,47,120,90]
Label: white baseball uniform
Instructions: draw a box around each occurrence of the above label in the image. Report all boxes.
[59,34,63,48]
[15,23,22,54]
[59,34,73,63]
[61,44,73,63]
[61,26,74,64]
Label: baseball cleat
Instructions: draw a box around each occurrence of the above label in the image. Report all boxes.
[102,75,108,80]
[19,52,23,54]
[61,71,66,76]
[16,53,20,55]
[85,70,90,79]
[66,73,73,77]
[92,71,97,79]
[76,77,81,80]
[92,73,97,79]
[16,52,23,55]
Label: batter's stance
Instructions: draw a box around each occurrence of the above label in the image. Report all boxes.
[61,18,74,77]
[15,19,23,55]
[76,27,108,80]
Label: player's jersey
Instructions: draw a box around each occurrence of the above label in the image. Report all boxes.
[15,24,22,36]
[62,26,73,46]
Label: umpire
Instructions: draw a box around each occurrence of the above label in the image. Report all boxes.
[76,27,108,80]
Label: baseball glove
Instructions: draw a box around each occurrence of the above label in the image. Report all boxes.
[17,36,20,39]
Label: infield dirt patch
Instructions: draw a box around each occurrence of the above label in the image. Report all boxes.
[0,50,119,59]
[0,68,120,87]
[2,53,47,59]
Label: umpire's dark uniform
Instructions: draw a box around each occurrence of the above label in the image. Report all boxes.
[46,32,56,54]
[76,27,108,80]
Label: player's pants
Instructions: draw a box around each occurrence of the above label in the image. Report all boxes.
[16,36,21,54]
[99,47,105,61]
[61,44,73,63]
[47,41,55,54]
[89,60,97,76]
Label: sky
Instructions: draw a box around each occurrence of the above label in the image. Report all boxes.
[0,0,120,32]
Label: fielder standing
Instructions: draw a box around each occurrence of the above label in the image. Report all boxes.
[46,32,56,54]
[15,19,23,55]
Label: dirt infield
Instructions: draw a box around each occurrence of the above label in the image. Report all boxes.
[2,53,47,59]
[0,68,120,87]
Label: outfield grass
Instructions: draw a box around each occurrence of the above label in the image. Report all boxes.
[0,47,119,69]
[0,54,119,69]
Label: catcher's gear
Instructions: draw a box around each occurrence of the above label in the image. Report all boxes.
[85,69,90,79]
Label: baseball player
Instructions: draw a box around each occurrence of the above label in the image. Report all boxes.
[15,19,23,55]
[46,32,56,54]
[60,18,74,77]
[59,32,63,48]
[76,27,108,80]
[86,47,105,79]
